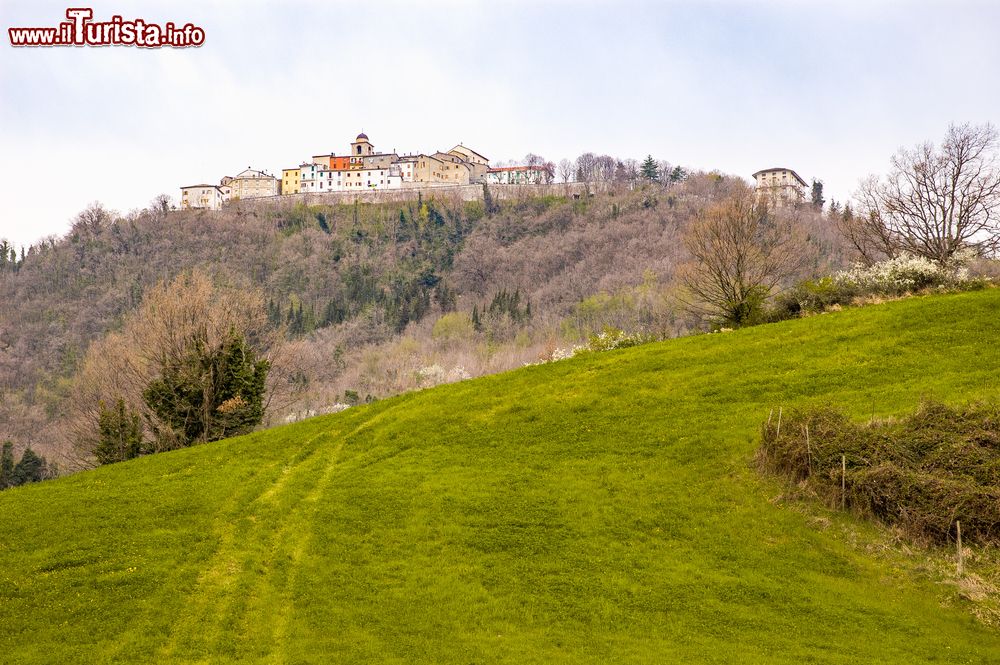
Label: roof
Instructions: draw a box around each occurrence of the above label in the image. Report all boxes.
[450,144,489,161]
[180,184,224,190]
[355,132,369,141]
[233,168,277,180]
[488,165,547,173]
[752,167,807,187]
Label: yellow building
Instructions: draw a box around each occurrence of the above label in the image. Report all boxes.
[281,167,301,195]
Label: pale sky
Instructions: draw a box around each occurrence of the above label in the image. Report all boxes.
[1,0,998,247]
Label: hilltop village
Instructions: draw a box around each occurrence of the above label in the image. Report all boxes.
[179,132,553,210]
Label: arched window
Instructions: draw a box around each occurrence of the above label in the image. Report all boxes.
[357,145,362,155]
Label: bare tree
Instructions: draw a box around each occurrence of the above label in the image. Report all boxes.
[678,185,806,326]
[65,270,283,464]
[594,155,617,182]
[540,161,555,184]
[851,123,1000,265]
[575,153,598,183]
[558,159,574,183]
[523,153,544,168]
[150,193,172,214]
[70,202,114,237]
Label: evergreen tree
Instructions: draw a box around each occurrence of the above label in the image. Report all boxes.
[143,331,270,447]
[640,155,660,182]
[11,448,47,486]
[669,166,688,183]
[828,199,841,219]
[482,183,499,216]
[95,398,144,465]
[316,211,330,234]
[471,305,482,332]
[842,203,854,222]
[811,179,825,211]
[0,441,14,489]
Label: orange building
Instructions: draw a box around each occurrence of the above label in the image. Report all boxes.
[312,154,351,171]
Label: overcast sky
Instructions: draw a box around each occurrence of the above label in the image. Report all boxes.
[1,0,998,247]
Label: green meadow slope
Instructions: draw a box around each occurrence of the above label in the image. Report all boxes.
[3,291,1000,663]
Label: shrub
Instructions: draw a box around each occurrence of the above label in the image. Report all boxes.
[587,326,654,352]
[757,400,1000,545]
[835,253,972,296]
[432,312,474,346]
[768,277,857,320]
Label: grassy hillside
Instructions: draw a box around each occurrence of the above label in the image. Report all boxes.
[2,290,999,663]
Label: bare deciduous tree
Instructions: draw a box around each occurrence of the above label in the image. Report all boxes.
[850,123,1000,265]
[150,193,172,214]
[678,185,806,326]
[66,270,286,464]
[558,159,574,183]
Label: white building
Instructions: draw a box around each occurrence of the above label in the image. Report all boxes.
[753,167,807,208]
[300,163,324,193]
[485,165,548,185]
[179,184,229,210]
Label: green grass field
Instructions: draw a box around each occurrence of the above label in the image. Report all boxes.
[3,290,1000,663]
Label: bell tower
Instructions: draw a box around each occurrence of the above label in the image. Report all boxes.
[351,132,374,157]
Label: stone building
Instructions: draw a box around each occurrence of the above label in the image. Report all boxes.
[228,168,279,199]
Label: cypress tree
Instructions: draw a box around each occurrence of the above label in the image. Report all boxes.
[0,441,14,489]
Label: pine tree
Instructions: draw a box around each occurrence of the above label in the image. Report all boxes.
[640,155,660,182]
[669,166,687,183]
[828,199,841,219]
[811,179,825,211]
[0,441,14,489]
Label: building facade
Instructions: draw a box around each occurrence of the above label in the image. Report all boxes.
[281,168,301,195]
[485,165,548,185]
[180,132,495,200]
[228,168,279,199]
[180,184,229,210]
[752,168,807,208]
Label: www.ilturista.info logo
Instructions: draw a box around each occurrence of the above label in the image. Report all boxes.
[8,8,205,48]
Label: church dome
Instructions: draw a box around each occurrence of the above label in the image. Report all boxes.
[356,132,369,141]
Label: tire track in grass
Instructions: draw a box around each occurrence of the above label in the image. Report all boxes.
[259,411,395,662]
[256,436,347,663]
[152,427,336,662]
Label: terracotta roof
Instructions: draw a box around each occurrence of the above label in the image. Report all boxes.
[488,165,547,172]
